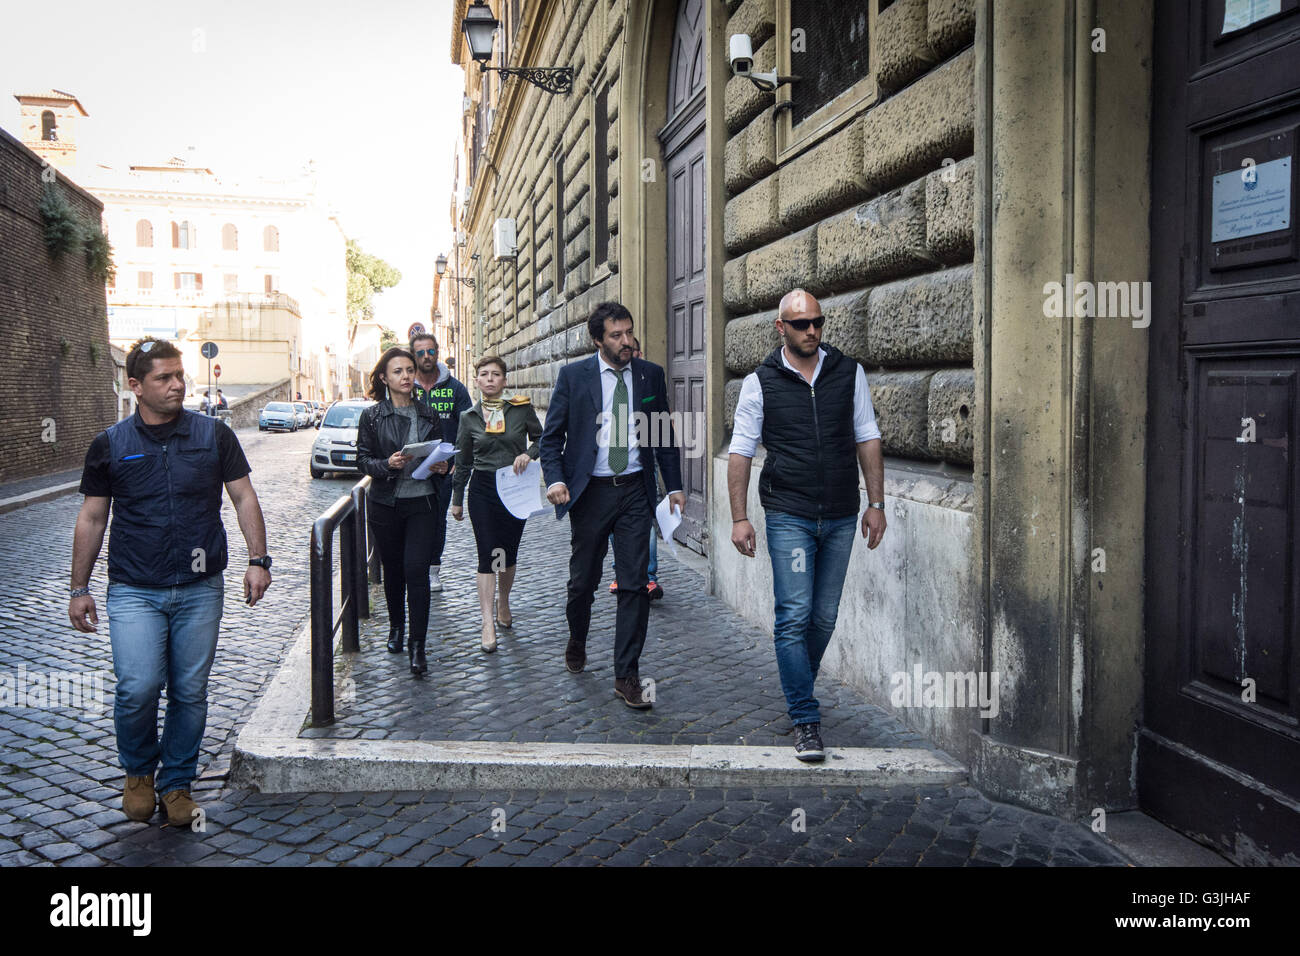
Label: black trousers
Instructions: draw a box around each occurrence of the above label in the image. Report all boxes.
[367,492,439,643]
[468,470,527,573]
[565,476,652,678]
[429,472,453,566]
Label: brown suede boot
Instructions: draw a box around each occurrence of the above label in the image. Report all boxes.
[160,789,200,828]
[122,774,155,821]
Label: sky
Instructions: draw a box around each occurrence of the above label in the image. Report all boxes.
[0,0,466,331]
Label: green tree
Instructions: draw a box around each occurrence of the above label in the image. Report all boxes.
[379,328,400,352]
[346,239,401,328]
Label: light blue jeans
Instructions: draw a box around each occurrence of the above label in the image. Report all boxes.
[106,574,224,795]
[764,511,857,725]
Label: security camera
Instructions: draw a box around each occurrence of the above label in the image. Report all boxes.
[730,34,753,76]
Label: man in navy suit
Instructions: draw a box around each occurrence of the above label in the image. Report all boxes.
[541,302,685,708]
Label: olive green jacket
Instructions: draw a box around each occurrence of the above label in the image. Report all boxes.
[451,397,543,506]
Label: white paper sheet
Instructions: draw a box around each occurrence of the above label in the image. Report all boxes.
[410,442,458,479]
[655,495,682,558]
[495,460,548,519]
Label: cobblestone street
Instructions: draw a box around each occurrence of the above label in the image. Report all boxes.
[0,426,1129,866]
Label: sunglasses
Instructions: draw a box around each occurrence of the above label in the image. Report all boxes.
[784,316,825,331]
[414,348,436,357]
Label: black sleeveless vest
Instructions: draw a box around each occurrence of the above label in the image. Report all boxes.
[756,345,860,519]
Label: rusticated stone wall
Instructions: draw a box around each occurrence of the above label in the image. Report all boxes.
[721,0,976,468]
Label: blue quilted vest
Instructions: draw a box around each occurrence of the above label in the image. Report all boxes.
[104,410,228,587]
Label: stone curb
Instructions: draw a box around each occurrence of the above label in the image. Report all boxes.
[0,480,81,515]
[232,621,969,793]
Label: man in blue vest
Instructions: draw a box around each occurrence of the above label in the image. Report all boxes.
[727,289,887,762]
[410,332,473,592]
[68,337,272,826]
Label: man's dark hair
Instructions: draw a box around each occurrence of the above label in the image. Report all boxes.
[126,336,182,381]
[410,332,438,355]
[587,301,633,342]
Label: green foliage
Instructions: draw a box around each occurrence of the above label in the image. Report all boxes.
[59,337,71,358]
[346,238,401,326]
[39,185,117,283]
[379,329,400,352]
[39,184,81,258]
[82,224,116,282]
[89,342,100,365]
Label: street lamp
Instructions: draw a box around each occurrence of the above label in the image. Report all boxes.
[436,253,475,288]
[461,0,574,95]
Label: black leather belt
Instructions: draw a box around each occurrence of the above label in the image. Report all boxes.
[589,471,643,487]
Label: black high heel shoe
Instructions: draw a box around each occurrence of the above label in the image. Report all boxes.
[387,623,404,654]
[409,638,427,676]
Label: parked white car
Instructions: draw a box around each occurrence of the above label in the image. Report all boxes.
[310,399,375,478]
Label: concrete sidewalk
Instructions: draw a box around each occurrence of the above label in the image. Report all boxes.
[233,505,964,791]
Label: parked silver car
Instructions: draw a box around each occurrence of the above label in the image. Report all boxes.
[260,401,299,432]
[310,399,376,478]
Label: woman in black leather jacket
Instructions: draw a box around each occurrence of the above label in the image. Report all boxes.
[355,346,448,676]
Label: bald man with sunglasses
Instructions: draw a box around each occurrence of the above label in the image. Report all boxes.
[727,288,886,763]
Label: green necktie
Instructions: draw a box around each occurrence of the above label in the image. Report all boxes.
[609,369,629,474]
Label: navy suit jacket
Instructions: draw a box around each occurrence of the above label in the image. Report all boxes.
[540,354,684,519]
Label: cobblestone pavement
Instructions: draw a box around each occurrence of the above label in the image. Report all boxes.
[0,426,1129,866]
[307,511,932,749]
[5,784,1128,867]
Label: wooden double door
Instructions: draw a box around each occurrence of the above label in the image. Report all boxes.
[1144,0,1300,861]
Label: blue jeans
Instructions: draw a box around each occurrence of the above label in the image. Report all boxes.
[765,511,856,725]
[610,528,658,583]
[106,574,224,795]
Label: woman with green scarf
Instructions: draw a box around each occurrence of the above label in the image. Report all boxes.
[451,355,543,652]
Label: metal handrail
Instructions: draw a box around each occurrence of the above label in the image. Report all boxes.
[309,475,380,726]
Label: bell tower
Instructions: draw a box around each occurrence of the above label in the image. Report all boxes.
[13,90,88,172]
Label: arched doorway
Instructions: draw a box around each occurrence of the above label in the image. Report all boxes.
[659,0,708,553]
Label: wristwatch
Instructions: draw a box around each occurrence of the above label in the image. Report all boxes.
[249,556,273,570]
[868,502,885,510]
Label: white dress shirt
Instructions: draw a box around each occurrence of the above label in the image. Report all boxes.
[592,353,643,477]
[728,346,881,459]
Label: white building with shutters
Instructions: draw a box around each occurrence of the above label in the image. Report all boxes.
[82,155,350,400]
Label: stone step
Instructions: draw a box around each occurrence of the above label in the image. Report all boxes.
[232,736,967,793]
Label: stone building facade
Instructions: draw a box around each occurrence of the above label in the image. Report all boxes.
[0,125,115,484]
[454,0,1300,863]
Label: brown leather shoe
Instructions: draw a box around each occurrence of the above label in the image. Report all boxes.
[122,774,155,821]
[615,676,652,709]
[160,789,201,828]
[565,638,586,673]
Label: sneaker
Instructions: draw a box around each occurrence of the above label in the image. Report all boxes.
[646,581,664,601]
[430,567,443,592]
[614,676,652,709]
[160,789,201,827]
[793,723,825,762]
[122,774,155,821]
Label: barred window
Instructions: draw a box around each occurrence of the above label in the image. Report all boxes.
[789,0,872,127]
